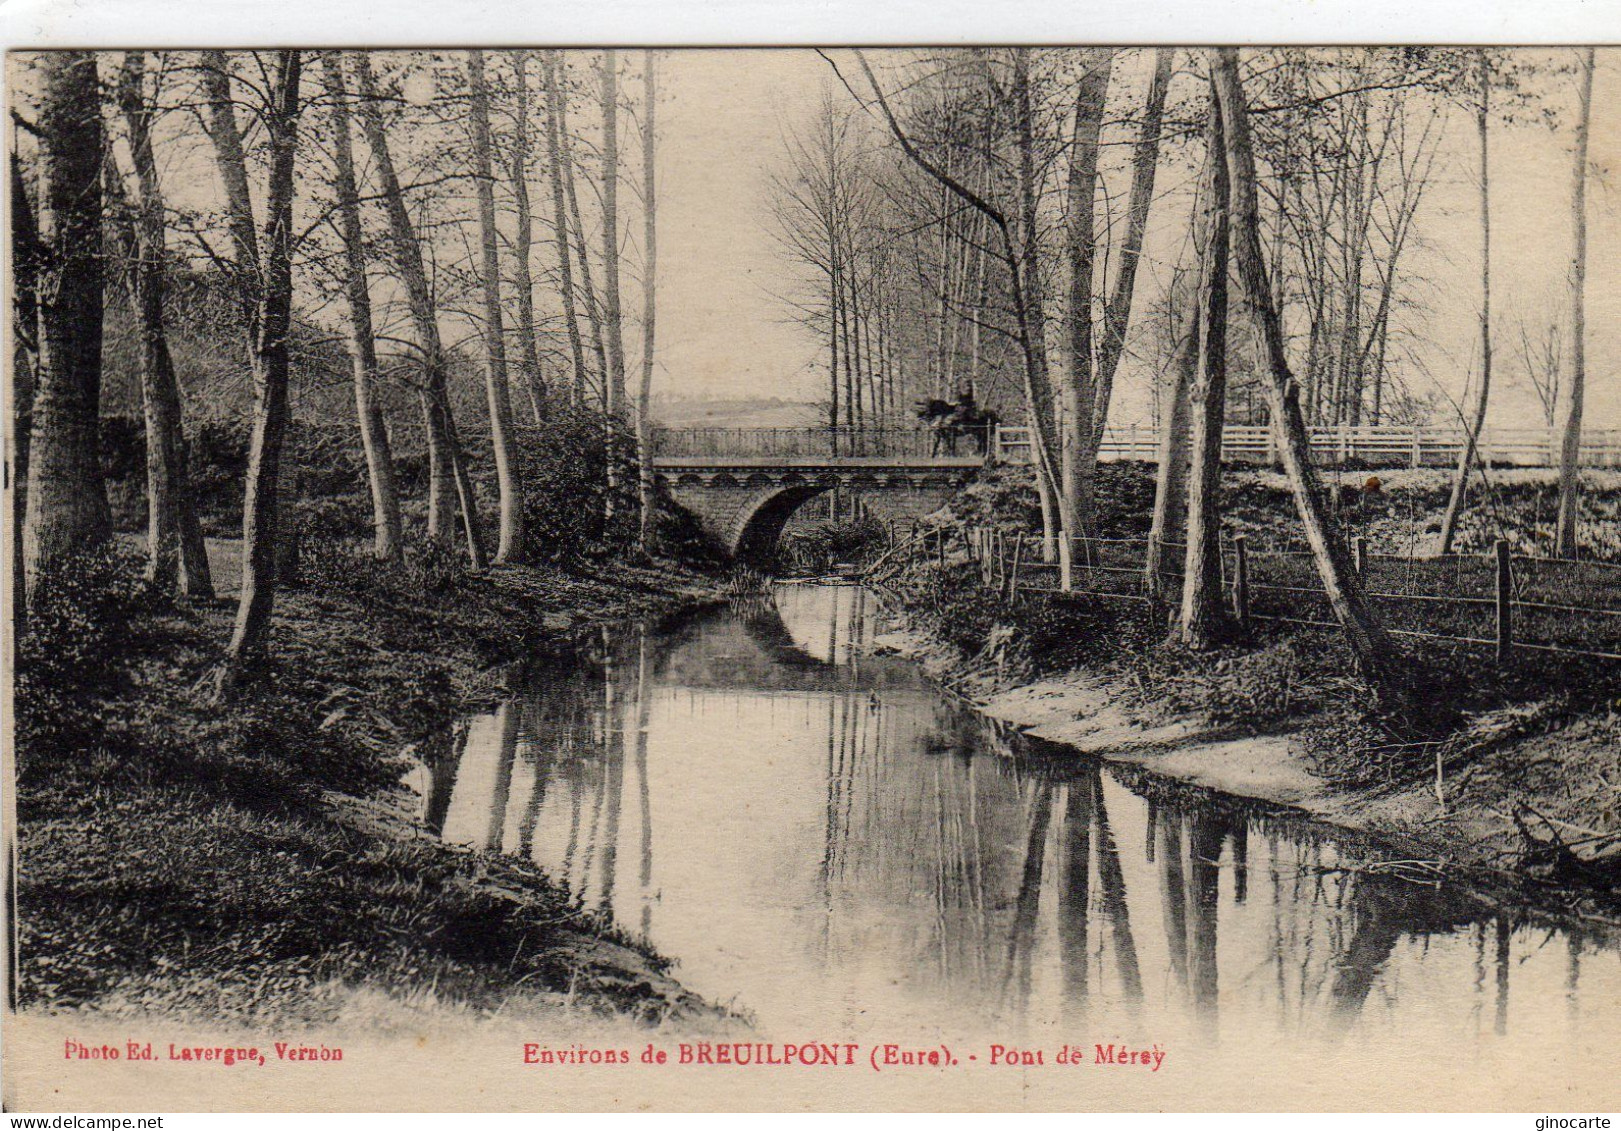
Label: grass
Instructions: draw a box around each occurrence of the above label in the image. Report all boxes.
[872,463,1621,903]
[13,539,728,1028]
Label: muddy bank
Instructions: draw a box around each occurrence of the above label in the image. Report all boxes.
[13,543,738,1031]
[869,614,1621,923]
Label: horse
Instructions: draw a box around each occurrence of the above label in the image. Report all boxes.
[916,397,999,457]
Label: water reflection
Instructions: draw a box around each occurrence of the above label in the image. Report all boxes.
[426,584,1619,1058]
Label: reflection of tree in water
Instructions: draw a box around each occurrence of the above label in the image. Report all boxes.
[420,625,650,930]
[422,587,1607,1044]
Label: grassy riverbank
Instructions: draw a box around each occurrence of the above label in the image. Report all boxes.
[12,539,732,1029]
[871,463,1621,918]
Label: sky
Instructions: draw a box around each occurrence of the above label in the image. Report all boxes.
[10,47,1616,432]
[648,48,1621,433]
[652,49,832,402]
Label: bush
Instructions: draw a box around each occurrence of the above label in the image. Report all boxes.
[15,545,160,757]
[17,545,157,697]
[295,535,467,605]
[776,517,887,575]
[509,408,638,561]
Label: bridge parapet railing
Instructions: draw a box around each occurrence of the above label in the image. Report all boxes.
[992,424,1621,468]
[653,426,965,459]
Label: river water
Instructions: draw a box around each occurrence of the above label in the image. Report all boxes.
[417,583,1618,1090]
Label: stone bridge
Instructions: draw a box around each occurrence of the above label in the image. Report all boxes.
[654,443,979,562]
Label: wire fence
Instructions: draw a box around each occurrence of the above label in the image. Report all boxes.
[882,521,1621,664]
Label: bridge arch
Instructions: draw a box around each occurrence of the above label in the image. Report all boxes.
[733,483,835,566]
[653,446,978,564]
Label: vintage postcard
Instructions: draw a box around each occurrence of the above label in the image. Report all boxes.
[3,38,1619,1114]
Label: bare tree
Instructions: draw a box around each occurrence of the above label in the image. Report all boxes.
[351,52,486,566]
[557,63,610,407]
[1439,50,1493,556]
[111,51,215,595]
[636,50,660,552]
[543,51,589,407]
[1211,47,1403,687]
[1061,48,1113,550]
[1091,47,1175,456]
[1011,49,1073,585]
[22,51,111,597]
[468,48,529,564]
[1144,274,1197,602]
[1554,47,1595,559]
[599,49,628,514]
[840,51,1069,576]
[1179,99,1232,649]
[506,51,548,425]
[9,157,42,622]
[1513,315,1561,427]
[318,52,403,562]
[199,50,304,695]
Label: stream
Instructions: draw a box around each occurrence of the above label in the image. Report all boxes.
[414,583,1619,1070]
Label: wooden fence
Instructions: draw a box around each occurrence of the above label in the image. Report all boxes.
[886,522,1621,664]
[992,423,1621,469]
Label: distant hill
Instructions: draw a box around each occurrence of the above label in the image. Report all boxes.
[651,398,823,429]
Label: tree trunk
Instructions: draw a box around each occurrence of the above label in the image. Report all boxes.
[1554,48,1594,559]
[1210,48,1403,688]
[827,259,841,451]
[543,52,589,409]
[319,52,402,563]
[636,51,659,552]
[558,77,609,407]
[599,49,627,518]
[468,48,529,565]
[24,51,111,598]
[508,51,548,425]
[1091,46,1173,457]
[1062,47,1113,552]
[1440,50,1492,556]
[10,160,42,625]
[1179,102,1232,649]
[1013,48,1071,587]
[113,52,215,596]
[351,52,480,558]
[203,50,303,696]
[349,55,447,535]
[1146,272,1197,603]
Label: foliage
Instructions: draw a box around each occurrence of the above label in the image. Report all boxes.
[16,545,158,717]
[505,409,638,561]
[294,534,468,604]
[776,517,887,575]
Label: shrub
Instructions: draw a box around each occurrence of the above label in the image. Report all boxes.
[509,408,637,561]
[295,535,467,605]
[776,517,887,575]
[15,545,159,757]
[17,545,156,697]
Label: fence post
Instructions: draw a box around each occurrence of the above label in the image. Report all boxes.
[1495,539,1513,664]
[1232,534,1250,625]
[1353,535,1367,578]
[1410,426,1422,469]
[1007,532,1025,602]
